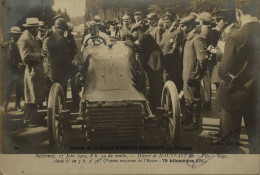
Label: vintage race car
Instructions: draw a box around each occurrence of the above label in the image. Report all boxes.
[47,36,181,149]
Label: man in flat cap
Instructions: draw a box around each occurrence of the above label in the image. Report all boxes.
[3,26,24,113]
[130,23,163,114]
[160,13,183,92]
[182,14,209,130]
[17,18,46,126]
[217,0,260,153]
[146,12,164,45]
[43,18,72,102]
[119,15,132,41]
[133,11,148,33]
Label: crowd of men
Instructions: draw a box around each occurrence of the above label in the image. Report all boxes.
[1,0,259,153]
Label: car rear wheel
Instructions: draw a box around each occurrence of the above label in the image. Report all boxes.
[161,81,181,145]
[47,83,66,150]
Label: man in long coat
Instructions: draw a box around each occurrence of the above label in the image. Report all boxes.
[217,0,260,153]
[182,17,208,130]
[43,18,71,100]
[17,18,45,126]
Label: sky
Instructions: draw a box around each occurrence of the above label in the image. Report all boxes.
[52,0,85,18]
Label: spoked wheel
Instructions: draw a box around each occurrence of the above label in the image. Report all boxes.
[47,83,66,150]
[161,81,181,145]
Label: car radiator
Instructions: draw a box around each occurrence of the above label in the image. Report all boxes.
[87,102,145,140]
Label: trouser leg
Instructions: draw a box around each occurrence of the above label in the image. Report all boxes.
[184,81,201,130]
[220,107,241,151]
[147,71,163,114]
[71,74,80,107]
[24,103,38,122]
[4,76,14,109]
[243,110,260,153]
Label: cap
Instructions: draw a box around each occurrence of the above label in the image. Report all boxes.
[88,21,97,29]
[53,14,63,21]
[196,12,213,23]
[162,13,174,21]
[54,18,68,31]
[93,15,102,24]
[122,15,130,21]
[147,12,158,19]
[134,11,142,16]
[39,21,46,31]
[180,15,196,25]
[109,20,118,26]
[131,23,142,31]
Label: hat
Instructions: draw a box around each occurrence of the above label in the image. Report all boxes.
[8,26,22,34]
[134,11,142,16]
[109,20,118,26]
[196,12,213,23]
[93,15,102,24]
[122,15,130,21]
[180,15,196,25]
[53,14,63,21]
[147,13,158,19]
[39,21,46,31]
[162,13,173,21]
[22,18,39,27]
[54,18,68,31]
[88,21,97,29]
[131,23,142,31]
[215,9,236,22]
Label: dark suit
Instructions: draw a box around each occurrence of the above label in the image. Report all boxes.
[160,26,183,91]
[146,23,164,45]
[43,30,73,99]
[217,22,260,153]
[133,33,163,113]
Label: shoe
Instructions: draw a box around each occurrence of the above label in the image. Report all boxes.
[16,106,23,112]
[184,123,200,131]
[208,131,220,137]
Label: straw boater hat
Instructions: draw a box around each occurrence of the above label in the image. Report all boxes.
[8,26,22,34]
[22,18,40,27]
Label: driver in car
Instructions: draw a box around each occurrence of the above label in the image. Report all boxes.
[81,21,111,52]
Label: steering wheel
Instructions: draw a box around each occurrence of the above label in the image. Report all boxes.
[83,36,107,48]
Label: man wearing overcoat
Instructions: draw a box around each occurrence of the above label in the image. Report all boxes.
[182,17,208,130]
[217,0,260,153]
[43,18,71,100]
[17,18,45,126]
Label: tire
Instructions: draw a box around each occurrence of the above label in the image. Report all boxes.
[161,81,181,145]
[47,83,66,150]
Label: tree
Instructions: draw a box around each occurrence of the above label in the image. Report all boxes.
[62,8,71,22]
